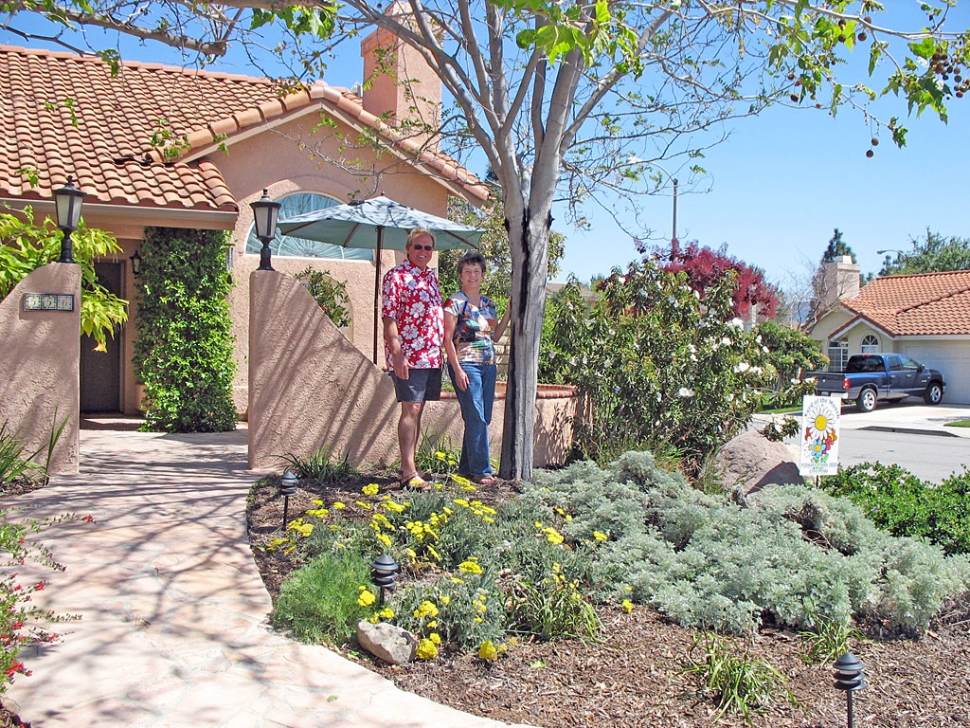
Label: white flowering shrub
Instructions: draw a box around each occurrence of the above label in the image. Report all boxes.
[539,259,776,470]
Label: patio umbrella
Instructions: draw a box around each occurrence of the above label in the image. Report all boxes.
[278,195,483,364]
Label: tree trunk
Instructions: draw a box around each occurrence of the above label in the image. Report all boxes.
[499,205,551,482]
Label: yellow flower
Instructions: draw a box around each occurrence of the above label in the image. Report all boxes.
[413,600,439,619]
[288,519,314,537]
[376,532,392,548]
[443,506,454,515]
[305,507,329,519]
[426,545,442,562]
[593,531,608,542]
[416,638,438,660]
[478,641,499,661]
[451,475,471,488]
[429,632,441,645]
[482,516,495,523]
[622,599,634,614]
[453,498,469,508]
[458,560,484,575]
[311,499,324,506]
[543,527,564,545]
[357,588,376,607]
[355,500,372,510]
[382,500,406,513]
[439,595,451,605]
[332,501,346,509]
[362,483,380,496]
[427,620,437,628]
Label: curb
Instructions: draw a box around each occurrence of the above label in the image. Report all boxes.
[860,425,960,438]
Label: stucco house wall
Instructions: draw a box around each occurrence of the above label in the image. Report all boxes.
[0,264,81,473]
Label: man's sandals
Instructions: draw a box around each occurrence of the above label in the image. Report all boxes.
[400,472,432,491]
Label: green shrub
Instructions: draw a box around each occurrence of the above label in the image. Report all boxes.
[820,462,970,555]
[270,550,372,645]
[294,267,351,328]
[505,565,601,640]
[282,446,357,484]
[680,633,795,720]
[389,572,506,649]
[414,433,461,477]
[538,263,776,468]
[798,610,866,665]
[133,226,237,433]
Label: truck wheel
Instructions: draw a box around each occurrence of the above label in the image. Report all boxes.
[857,388,877,412]
[924,382,944,405]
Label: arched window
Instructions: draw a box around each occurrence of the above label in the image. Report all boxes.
[245,192,373,261]
[861,334,879,355]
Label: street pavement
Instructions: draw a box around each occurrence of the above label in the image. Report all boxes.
[3,425,532,728]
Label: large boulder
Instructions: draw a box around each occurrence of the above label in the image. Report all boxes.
[716,428,803,497]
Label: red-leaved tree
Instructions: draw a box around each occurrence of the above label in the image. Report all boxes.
[645,240,778,320]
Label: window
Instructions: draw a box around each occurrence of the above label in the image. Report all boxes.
[899,355,920,372]
[245,192,373,261]
[828,340,848,372]
[861,334,879,354]
[887,355,903,371]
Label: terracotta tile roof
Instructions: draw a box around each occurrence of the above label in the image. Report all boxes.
[837,270,970,336]
[0,44,486,213]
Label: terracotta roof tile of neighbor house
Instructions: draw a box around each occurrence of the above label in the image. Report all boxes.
[0,44,486,211]
[841,270,970,336]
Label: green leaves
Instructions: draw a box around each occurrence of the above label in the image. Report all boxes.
[133,227,237,433]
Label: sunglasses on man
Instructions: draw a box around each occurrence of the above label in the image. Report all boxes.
[411,243,434,251]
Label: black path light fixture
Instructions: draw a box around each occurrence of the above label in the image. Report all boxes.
[251,189,282,271]
[370,554,399,606]
[54,176,86,263]
[833,652,865,728]
[279,471,299,530]
[129,250,143,276]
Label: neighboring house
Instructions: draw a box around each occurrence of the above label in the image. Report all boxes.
[810,262,970,404]
[0,37,486,417]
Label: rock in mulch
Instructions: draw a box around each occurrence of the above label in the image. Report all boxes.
[357,620,417,665]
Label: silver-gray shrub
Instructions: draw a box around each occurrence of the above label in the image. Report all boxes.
[522,452,970,635]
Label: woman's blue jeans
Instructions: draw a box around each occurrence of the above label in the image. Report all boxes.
[447,362,497,477]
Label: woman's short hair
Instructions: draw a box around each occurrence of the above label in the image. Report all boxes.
[406,227,436,248]
[457,251,487,275]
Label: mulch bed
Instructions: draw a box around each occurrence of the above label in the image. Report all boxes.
[246,472,970,728]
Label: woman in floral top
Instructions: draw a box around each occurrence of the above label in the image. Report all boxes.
[443,251,511,485]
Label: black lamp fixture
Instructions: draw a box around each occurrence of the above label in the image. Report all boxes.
[251,189,282,271]
[54,176,86,264]
[833,652,865,728]
[129,250,143,276]
[370,554,399,606]
[279,471,299,530]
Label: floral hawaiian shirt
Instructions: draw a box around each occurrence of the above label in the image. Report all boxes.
[381,260,444,370]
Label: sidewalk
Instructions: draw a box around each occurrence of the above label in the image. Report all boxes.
[4,426,532,728]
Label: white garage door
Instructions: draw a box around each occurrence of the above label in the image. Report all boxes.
[900,343,970,405]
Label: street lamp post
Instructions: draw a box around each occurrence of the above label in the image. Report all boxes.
[251,189,282,271]
[54,176,85,264]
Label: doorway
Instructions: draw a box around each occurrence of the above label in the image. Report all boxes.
[80,261,123,413]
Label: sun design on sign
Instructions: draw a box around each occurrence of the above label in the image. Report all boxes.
[804,400,838,463]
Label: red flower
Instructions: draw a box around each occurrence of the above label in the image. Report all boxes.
[81,515,94,522]
[33,582,45,591]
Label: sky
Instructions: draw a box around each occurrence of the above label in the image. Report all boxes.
[2,5,968,291]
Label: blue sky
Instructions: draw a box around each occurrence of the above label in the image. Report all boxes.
[3,5,968,289]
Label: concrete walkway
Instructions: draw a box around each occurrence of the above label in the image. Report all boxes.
[4,426,532,728]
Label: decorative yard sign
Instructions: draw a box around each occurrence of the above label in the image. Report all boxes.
[22,293,74,311]
[799,395,841,477]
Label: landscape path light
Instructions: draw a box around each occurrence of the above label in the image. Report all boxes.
[370,554,399,606]
[833,652,865,728]
[251,189,281,271]
[54,176,85,264]
[279,471,298,531]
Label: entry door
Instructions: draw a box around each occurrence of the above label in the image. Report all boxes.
[80,262,123,413]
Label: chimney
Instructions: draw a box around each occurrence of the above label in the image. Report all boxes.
[821,255,861,310]
[360,3,441,149]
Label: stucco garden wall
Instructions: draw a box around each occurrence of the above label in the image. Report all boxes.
[248,271,577,472]
[0,263,81,473]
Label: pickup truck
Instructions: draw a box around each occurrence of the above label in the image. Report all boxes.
[814,353,946,412]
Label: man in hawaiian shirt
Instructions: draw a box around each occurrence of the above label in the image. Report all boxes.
[381,227,443,488]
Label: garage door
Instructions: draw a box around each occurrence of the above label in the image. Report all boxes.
[900,344,970,404]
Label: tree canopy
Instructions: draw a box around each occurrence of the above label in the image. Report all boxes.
[879,229,970,275]
[5,1,970,478]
